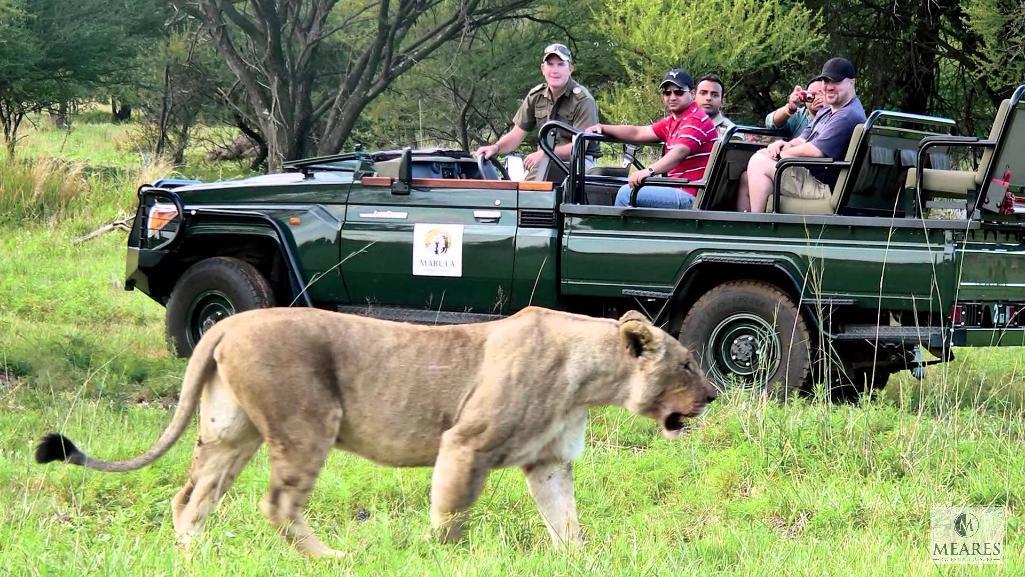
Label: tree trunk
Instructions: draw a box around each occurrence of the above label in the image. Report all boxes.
[111,97,133,123]
[50,102,69,129]
[1,109,24,159]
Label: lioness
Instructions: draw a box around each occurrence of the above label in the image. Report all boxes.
[36,307,714,557]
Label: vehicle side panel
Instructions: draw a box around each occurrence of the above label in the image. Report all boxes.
[560,208,962,314]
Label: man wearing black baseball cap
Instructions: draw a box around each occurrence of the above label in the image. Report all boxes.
[585,68,718,209]
[737,56,866,212]
[476,43,600,181]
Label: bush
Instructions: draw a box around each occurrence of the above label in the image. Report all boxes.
[0,155,175,227]
[0,157,86,225]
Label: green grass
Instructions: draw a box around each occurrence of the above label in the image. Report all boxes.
[3,390,1021,575]
[1,111,1022,575]
[2,218,1021,574]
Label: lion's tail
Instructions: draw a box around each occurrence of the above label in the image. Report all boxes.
[35,330,225,473]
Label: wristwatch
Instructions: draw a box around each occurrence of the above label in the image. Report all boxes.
[646,167,656,176]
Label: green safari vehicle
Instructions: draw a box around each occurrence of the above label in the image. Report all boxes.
[126,84,1025,398]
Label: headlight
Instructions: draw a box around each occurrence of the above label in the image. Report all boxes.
[147,202,179,239]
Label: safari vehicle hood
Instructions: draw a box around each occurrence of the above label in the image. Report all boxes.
[168,170,355,204]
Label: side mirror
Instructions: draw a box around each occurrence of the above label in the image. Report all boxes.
[393,147,412,194]
[505,154,526,181]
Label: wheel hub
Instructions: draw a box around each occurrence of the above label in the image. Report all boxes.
[729,334,756,366]
[185,290,235,349]
[706,312,781,385]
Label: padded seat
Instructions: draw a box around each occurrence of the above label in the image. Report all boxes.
[770,124,866,214]
[691,139,725,208]
[903,168,977,198]
[906,99,1011,207]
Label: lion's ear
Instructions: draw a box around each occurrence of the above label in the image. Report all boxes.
[619,316,663,359]
[618,310,649,325]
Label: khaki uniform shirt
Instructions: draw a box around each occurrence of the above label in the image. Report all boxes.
[710,112,735,139]
[512,79,601,181]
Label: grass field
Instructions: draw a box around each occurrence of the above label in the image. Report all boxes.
[0,116,1021,575]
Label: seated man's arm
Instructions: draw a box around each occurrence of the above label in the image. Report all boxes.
[627,143,692,187]
[780,141,822,158]
[588,124,660,144]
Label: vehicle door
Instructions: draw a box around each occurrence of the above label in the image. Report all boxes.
[339,176,518,314]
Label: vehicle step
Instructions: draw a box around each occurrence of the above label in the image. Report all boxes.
[833,325,945,343]
[622,289,673,299]
[336,305,504,325]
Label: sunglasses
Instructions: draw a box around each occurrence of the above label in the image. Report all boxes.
[661,88,689,97]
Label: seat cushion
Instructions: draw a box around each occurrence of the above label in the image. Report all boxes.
[769,195,834,214]
[905,168,976,197]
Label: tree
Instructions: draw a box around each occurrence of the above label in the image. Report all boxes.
[592,0,825,125]
[135,28,228,164]
[353,0,621,152]
[0,0,137,156]
[963,0,1025,100]
[173,0,539,172]
[805,0,1024,135]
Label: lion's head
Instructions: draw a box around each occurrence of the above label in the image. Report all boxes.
[617,311,716,438]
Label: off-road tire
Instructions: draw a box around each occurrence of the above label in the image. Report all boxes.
[679,280,812,398]
[165,257,275,357]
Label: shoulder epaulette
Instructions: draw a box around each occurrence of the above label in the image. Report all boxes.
[571,84,593,100]
[528,83,546,95]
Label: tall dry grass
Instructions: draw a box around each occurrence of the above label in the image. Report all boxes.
[0,155,175,226]
[0,157,86,224]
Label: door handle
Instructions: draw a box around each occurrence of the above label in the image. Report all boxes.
[359,210,408,220]
[473,210,502,222]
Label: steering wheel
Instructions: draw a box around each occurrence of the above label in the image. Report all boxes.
[475,153,511,181]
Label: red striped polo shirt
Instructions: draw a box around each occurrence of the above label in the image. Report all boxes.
[651,102,718,194]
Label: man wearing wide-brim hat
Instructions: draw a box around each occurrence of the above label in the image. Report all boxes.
[475,43,600,181]
[737,57,867,212]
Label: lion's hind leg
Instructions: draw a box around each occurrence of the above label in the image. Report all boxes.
[260,405,345,558]
[172,379,262,549]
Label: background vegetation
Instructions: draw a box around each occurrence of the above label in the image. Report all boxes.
[3,0,1023,168]
[1,1,1023,574]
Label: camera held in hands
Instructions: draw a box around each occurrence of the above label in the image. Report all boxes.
[799,90,815,103]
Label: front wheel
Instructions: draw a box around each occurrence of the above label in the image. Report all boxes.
[165,257,275,357]
[679,280,812,398]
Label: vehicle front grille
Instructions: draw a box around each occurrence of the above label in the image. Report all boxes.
[518,209,556,228]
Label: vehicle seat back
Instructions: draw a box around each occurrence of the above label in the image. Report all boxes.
[774,123,866,214]
[905,99,1012,209]
[691,139,724,208]
[581,166,627,205]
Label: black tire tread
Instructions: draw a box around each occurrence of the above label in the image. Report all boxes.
[165,256,275,357]
[680,279,812,397]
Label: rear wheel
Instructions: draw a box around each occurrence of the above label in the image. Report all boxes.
[165,257,275,357]
[679,280,811,398]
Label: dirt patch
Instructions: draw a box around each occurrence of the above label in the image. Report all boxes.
[129,391,179,410]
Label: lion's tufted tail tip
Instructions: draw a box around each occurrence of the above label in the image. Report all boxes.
[35,433,84,465]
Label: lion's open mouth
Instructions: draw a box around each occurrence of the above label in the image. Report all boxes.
[662,412,687,438]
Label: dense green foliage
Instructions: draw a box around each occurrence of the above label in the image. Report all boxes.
[593,0,824,124]
[1,1,1022,165]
